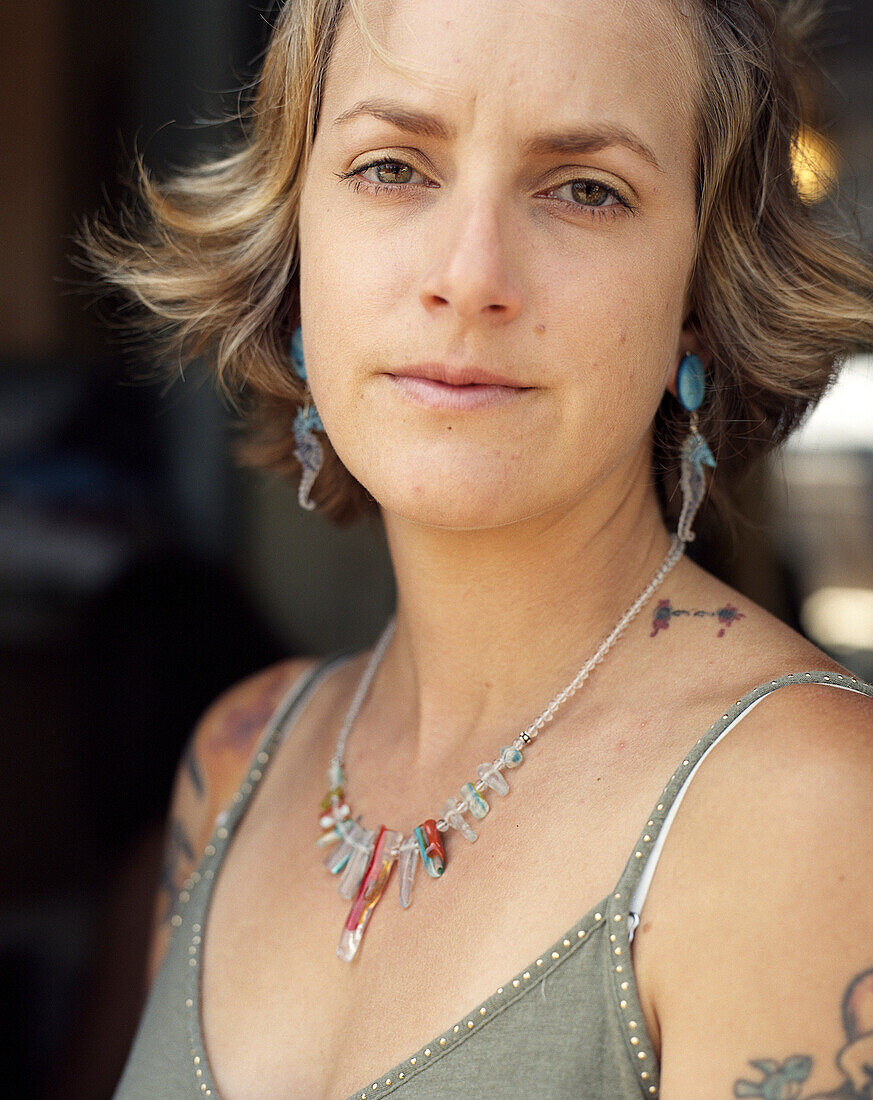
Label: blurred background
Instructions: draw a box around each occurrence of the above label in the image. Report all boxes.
[1,0,871,1095]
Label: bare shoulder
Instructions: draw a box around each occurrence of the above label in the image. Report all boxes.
[186,655,323,811]
[636,630,873,1097]
[146,655,321,984]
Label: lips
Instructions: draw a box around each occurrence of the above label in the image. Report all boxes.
[388,363,529,388]
[385,367,533,412]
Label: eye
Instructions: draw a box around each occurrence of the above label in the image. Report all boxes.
[568,180,618,206]
[339,157,431,193]
[546,178,634,218]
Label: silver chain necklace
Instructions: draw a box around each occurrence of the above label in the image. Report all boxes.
[317,535,686,961]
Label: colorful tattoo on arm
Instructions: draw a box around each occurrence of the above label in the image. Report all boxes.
[734,1057,812,1098]
[650,598,745,638]
[733,967,873,1098]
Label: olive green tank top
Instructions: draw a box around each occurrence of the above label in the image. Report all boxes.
[113,661,873,1100]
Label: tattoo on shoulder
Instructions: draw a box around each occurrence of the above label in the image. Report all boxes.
[206,666,291,757]
[733,966,873,1098]
[184,738,205,798]
[650,597,745,639]
[158,818,196,926]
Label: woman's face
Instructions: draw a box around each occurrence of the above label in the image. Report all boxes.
[298,0,700,529]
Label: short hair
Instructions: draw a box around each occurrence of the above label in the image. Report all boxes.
[80,0,873,528]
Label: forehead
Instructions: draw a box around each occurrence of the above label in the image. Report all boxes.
[319,0,699,171]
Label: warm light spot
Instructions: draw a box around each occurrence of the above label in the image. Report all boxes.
[801,587,873,651]
[791,127,838,203]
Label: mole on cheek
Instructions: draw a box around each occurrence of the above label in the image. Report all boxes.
[534,323,546,334]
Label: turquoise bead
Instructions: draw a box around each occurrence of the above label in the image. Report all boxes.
[290,326,307,380]
[676,353,706,412]
[461,781,489,819]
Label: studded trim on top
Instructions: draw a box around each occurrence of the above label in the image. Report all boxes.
[341,905,611,1099]
[166,665,873,1100]
[605,668,873,1099]
[177,655,352,1099]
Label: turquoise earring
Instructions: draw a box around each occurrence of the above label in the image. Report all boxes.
[674,352,716,542]
[290,326,325,511]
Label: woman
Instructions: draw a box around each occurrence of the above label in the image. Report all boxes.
[86,0,873,1096]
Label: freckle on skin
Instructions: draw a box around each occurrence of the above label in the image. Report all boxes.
[534,323,546,334]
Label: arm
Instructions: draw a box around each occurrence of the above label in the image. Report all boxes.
[642,684,873,1098]
[145,657,318,985]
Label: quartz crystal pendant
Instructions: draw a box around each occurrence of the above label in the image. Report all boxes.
[460,781,489,819]
[323,819,356,874]
[500,745,523,768]
[338,825,402,962]
[442,797,477,842]
[396,837,419,908]
[414,819,446,877]
[476,761,509,796]
[338,825,375,899]
[316,823,343,848]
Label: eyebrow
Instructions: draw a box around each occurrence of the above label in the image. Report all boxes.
[331,98,663,172]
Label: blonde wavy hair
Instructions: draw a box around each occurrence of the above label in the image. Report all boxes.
[80,0,873,528]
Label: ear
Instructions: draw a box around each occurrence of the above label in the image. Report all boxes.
[666,326,711,399]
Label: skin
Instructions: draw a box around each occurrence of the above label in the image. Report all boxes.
[144,2,873,1098]
[297,0,705,767]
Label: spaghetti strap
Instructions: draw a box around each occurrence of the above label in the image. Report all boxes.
[211,651,355,836]
[624,669,873,940]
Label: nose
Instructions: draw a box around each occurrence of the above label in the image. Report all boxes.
[418,194,524,325]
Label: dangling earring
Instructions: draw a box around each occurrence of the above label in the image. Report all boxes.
[674,352,716,543]
[290,326,325,512]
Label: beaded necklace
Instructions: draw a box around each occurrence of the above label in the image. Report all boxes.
[317,535,686,961]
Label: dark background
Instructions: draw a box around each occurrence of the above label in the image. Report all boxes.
[1,1,871,1096]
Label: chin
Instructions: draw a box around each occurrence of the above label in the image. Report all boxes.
[329,425,577,530]
[366,471,557,531]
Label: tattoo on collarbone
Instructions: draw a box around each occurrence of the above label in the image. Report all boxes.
[650,597,745,638]
[733,967,873,1098]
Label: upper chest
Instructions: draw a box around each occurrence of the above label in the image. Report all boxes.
[195,700,696,1100]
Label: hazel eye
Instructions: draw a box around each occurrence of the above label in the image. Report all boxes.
[368,160,415,184]
[569,180,618,207]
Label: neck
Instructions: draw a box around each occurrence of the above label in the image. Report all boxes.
[371,462,677,771]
